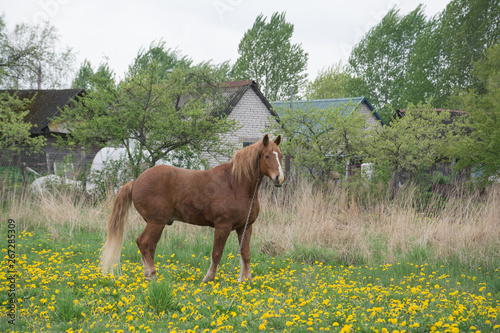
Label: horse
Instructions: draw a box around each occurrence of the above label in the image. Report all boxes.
[99,134,284,282]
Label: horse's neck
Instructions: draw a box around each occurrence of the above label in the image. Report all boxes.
[226,161,262,198]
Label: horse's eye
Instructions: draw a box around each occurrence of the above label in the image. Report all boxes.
[265,155,269,159]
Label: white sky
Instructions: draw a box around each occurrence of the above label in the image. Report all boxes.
[2,0,451,84]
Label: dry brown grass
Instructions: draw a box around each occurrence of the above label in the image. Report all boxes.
[2,180,499,270]
[255,181,500,270]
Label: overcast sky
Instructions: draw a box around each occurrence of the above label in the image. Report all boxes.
[2,0,451,83]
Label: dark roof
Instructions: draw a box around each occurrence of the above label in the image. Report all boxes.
[217,80,279,118]
[272,97,385,125]
[3,84,274,135]
[0,89,85,134]
[395,108,468,120]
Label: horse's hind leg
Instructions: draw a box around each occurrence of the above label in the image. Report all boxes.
[236,224,253,282]
[136,222,166,281]
[203,225,231,282]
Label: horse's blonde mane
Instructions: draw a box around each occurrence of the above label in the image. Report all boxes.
[231,140,262,184]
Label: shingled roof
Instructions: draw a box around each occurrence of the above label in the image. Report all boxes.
[217,80,279,118]
[3,83,275,135]
[1,89,85,134]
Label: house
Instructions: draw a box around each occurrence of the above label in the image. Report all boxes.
[271,97,384,177]
[203,80,280,168]
[2,82,279,176]
[0,89,99,174]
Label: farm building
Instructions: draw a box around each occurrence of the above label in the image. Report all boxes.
[272,97,384,177]
[202,80,280,168]
[1,81,279,176]
[0,89,98,175]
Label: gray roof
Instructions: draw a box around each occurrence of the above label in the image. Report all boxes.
[272,97,385,125]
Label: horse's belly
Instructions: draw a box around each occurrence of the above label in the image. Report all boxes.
[173,208,214,228]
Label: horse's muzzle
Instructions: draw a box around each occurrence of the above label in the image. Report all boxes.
[274,175,284,187]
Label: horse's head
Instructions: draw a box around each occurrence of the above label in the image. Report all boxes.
[260,134,285,187]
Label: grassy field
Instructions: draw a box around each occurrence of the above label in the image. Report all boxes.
[1,181,499,332]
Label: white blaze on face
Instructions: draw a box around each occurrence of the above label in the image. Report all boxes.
[273,151,285,183]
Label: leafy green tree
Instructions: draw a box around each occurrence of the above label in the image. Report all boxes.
[366,104,456,185]
[439,0,500,97]
[71,59,115,92]
[59,64,239,177]
[0,19,74,89]
[130,40,234,82]
[305,62,354,99]
[269,102,370,182]
[195,60,234,83]
[0,91,46,158]
[348,6,428,123]
[403,16,446,107]
[450,44,500,183]
[128,40,192,79]
[232,12,308,101]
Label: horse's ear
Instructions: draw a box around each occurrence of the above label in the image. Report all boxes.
[262,134,269,146]
[274,135,281,146]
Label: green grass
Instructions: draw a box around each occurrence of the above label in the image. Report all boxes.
[1,223,499,333]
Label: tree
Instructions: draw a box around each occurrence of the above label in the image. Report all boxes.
[439,0,500,97]
[0,91,46,159]
[450,44,500,183]
[128,40,192,79]
[0,19,74,89]
[232,12,308,101]
[59,63,239,177]
[365,104,456,185]
[305,62,354,100]
[403,16,446,107]
[348,6,428,123]
[269,102,370,182]
[71,59,116,92]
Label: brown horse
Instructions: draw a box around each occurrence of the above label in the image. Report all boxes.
[100,134,284,282]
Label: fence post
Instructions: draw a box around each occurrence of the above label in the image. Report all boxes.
[21,162,27,197]
[81,146,87,191]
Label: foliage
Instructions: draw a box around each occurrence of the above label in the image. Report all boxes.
[348,6,428,123]
[403,16,446,107]
[450,44,500,183]
[347,0,500,120]
[365,104,458,177]
[232,12,308,101]
[439,0,500,96]
[128,40,193,79]
[270,101,370,182]
[0,18,74,89]
[305,62,354,99]
[71,59,115,92]
[0,91,46,159]
[59,64,239,177]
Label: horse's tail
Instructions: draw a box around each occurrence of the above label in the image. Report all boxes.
[100,181,134,276]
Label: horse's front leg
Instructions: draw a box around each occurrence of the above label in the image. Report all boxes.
[236,223,253,282]
[203,225,231,282]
